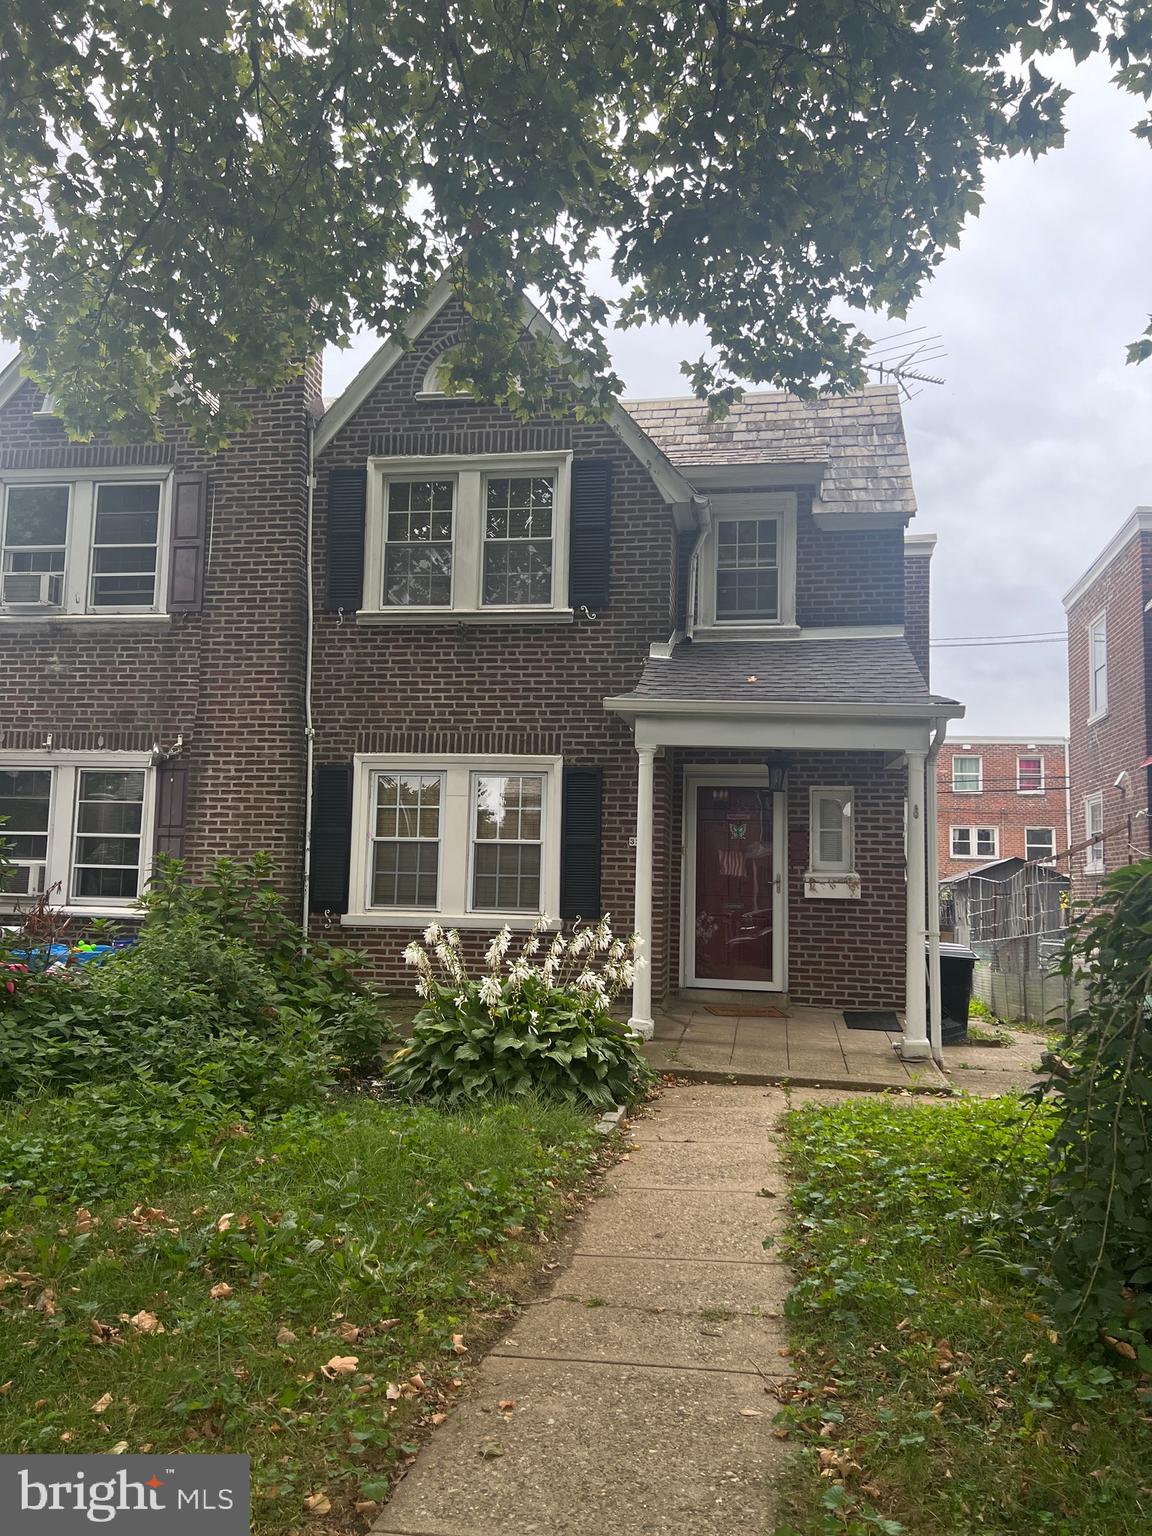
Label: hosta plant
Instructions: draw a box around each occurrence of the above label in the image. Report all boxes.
[386,916,653,1112]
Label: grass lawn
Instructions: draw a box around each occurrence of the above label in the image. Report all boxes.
[773,1094,1152,1536]
[0,1093,601,1532]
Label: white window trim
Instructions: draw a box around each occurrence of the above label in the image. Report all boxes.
[807,786,855,875]
[0,467,173,618]
[0,751,155,915]
[951,753,983,793]
[360,452,572,619]
[1088,610,1108,722]
[949,825,999,860]
[1024,826,1056,862]
[695,491,798,635]
[1016,754,1046,794]
[345,753,563,927]
[1084,793,1105,874]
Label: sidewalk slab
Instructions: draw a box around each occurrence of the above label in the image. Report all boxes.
[577,1188,784,1262]
[556,1253,793,1314]
[603,1138,784,1192]
[371,1356,781,1536]
[630,1086,788,1143]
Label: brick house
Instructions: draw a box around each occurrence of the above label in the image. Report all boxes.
[1063,508,1152,890]
[936,736,1069,879]
[0,281,963,1054]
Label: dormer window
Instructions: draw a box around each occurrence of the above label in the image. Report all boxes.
[695,491,797,632]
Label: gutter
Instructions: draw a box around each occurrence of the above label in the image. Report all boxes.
[300,417,317,932]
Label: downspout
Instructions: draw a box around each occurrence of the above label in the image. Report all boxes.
[926,719,947,1067]
[684,498,711,640]
[300,417,317,933]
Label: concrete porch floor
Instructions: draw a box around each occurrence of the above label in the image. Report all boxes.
[645,998,950,1091]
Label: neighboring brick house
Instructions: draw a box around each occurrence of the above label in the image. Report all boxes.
[1063,508,1152,891]
[936,737,1070,879]
[0,281,962,1055]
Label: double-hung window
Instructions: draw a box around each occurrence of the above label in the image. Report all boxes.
[0,473,169,616]
[1088,613,1107,719]
[1017,754,1045,793]
[697,491,797,631]
[1084,794,1105,874]
[951,754,982,793]
[349,755,561,925]
[365,454,571,617]
[0,757,152,910]
[951,826,998,859]
[1025,827,1056,863]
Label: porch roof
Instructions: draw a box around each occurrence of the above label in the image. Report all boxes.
[611,637,952,711]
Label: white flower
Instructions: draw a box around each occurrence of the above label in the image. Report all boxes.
[423,923,443,945]
[485,926,512,968]
[479,974,503,1009]
[454,994,466,1009]
[403,942,425,967]
[576,971,606,994]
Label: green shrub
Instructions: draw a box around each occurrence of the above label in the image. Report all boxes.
[386,917,653,1111]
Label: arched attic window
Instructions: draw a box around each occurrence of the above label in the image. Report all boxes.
[416,345,463,398]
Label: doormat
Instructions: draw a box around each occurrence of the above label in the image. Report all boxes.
[706,1004,787,1018]
[843,1010,902,1032]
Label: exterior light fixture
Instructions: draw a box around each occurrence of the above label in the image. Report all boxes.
[764,758,791,794]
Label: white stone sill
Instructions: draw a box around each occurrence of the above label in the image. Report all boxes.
[802,872,861,900]
[354,608,574,627]
[340,913,563,932]
[0,613,172,627]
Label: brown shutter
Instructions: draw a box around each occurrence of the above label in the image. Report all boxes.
[154,760,189,860]
[168,471,209,612]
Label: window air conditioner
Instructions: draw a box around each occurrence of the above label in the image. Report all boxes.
[2,571,64,607]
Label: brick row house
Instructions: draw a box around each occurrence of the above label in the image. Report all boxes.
[1063,508,1152,890]
[0,282,963,1054]
[936,736,1070,879]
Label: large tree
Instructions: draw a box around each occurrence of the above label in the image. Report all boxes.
[0,1,1147,442]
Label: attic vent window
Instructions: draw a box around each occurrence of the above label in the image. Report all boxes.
[418,355,453,397]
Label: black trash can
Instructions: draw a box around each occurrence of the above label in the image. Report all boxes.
[927,941,978,1046]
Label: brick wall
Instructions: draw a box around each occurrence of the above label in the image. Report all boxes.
[0,366,316,903]
[936,739,1069,879]
[1066,529,1152,893]
[795,507,905,628]
[903,543,931,683]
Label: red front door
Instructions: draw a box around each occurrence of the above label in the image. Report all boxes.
[692,785,776,985]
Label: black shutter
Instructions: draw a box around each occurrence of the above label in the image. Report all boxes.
[168,471,208,612]
[568,459,611,611]
[560,766,603,920]
[326,467,367,613]
[153,760,189,859]
[310,763,353,913]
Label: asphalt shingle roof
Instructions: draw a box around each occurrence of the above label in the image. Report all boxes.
[624,384,915,519]
[622,638,937,707]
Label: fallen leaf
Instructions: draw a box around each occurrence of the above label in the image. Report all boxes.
[739,1408,763,1417]
[409,1373,426,1391]
[128,1311,163,1335]
[377,1317,400,1331]
[276,1327,297,1346]
[0,1381,11,1395]
[385,1384,402,1401]
[497,1399,516,1412]
[322,1355,359,1379]
[91,1392,113,1414]
[354,1501,378,1515]
[303,1492,331,1515]
[479,1443,503,1460]
[73,1209,98,1232]
[34,1288,57,1318]
[337,1322,361,1344]
[431,1412,448,1425]
[451,1335,467,1356]
[59,1432,72,1443]
[209,1283,233,1300]
[110,1441,129,1454]
[90,1320,121,1345]
[216,1213,235,1233]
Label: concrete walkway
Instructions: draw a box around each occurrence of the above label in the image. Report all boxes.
[373,1085,792,1536]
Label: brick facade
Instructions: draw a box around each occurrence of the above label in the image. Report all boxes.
[1064,515,1152,894]
[936,738,1069,880]
[1,297,940,1014]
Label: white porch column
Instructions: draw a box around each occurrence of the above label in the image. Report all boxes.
[628,745,656,1039]
[897,748,931,1060]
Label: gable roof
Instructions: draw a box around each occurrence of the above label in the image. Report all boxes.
[625,385,916,520]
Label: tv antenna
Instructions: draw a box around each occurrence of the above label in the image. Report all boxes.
[862,326,946,399]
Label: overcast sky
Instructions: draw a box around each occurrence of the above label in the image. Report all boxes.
[331,57,1152,739]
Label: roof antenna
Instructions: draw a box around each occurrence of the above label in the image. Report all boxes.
[863,327,947,401]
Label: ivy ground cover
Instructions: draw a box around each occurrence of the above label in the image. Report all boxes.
[0,1094,600,1533]
[773,1095,1152,1536]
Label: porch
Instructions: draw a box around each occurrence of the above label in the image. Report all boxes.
[643,998,950,1090]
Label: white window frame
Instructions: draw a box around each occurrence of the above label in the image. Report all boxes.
[0,752,155,914]
[696,491,798,634]
[1025,827,1056,863]
[361,453,572,620]
[951,753,983,793]
[950,825,999,860]
[346,754,563,927]
[1088,611,1108,721]
[0,468,173,619]
[1084,793,1105,874]
[808,787,855,874]
[1016,754,1045,794]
